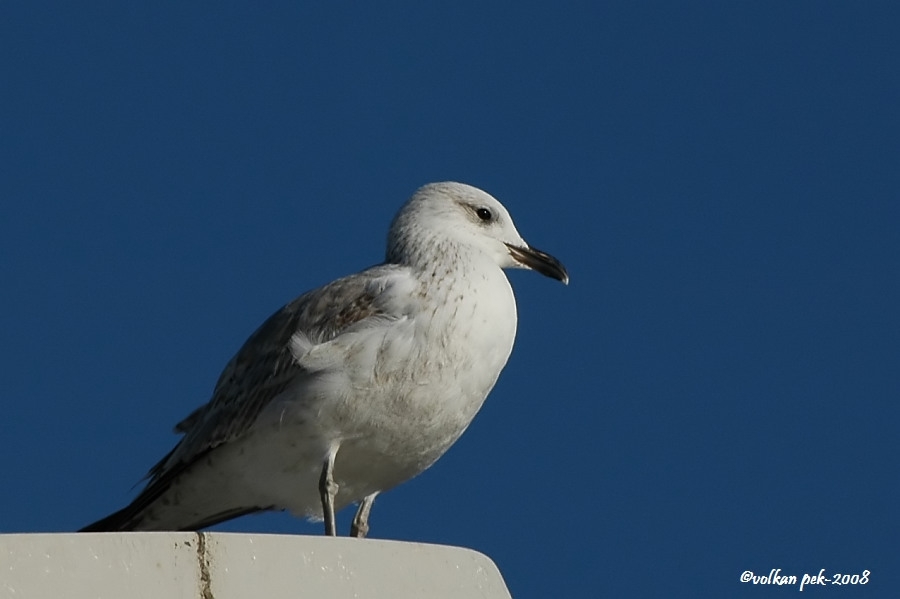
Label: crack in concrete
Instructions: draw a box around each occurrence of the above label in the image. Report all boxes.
[196,532,214,599]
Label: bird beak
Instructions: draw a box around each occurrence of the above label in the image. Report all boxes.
[506,243,569,285]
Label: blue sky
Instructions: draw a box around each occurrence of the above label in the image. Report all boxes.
[2,2,897,596]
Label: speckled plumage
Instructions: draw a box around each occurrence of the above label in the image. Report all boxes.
[81,182,567,534]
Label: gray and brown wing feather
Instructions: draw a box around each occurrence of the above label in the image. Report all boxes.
[152,264,410,480]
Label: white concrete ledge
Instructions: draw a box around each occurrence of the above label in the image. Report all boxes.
[1,532,512,598]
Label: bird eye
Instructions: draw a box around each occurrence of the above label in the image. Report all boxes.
[476,207,492,222]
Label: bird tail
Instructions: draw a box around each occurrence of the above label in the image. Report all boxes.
[79,502,266,532]
[79,448,268,532]
[79,504,143,532]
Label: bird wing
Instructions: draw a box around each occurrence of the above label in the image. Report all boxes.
[147,264,418,482]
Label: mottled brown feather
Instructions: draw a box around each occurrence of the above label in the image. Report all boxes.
[147,264,406,482]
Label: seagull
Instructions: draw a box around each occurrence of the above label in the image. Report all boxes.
[81,182,568,536]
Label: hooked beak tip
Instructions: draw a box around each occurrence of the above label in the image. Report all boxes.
[506,243,569,284]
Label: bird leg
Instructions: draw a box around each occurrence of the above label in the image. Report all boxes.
[350,492,378,538]
[318,449,339,536]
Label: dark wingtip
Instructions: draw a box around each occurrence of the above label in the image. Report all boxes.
[79,507,136,532]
